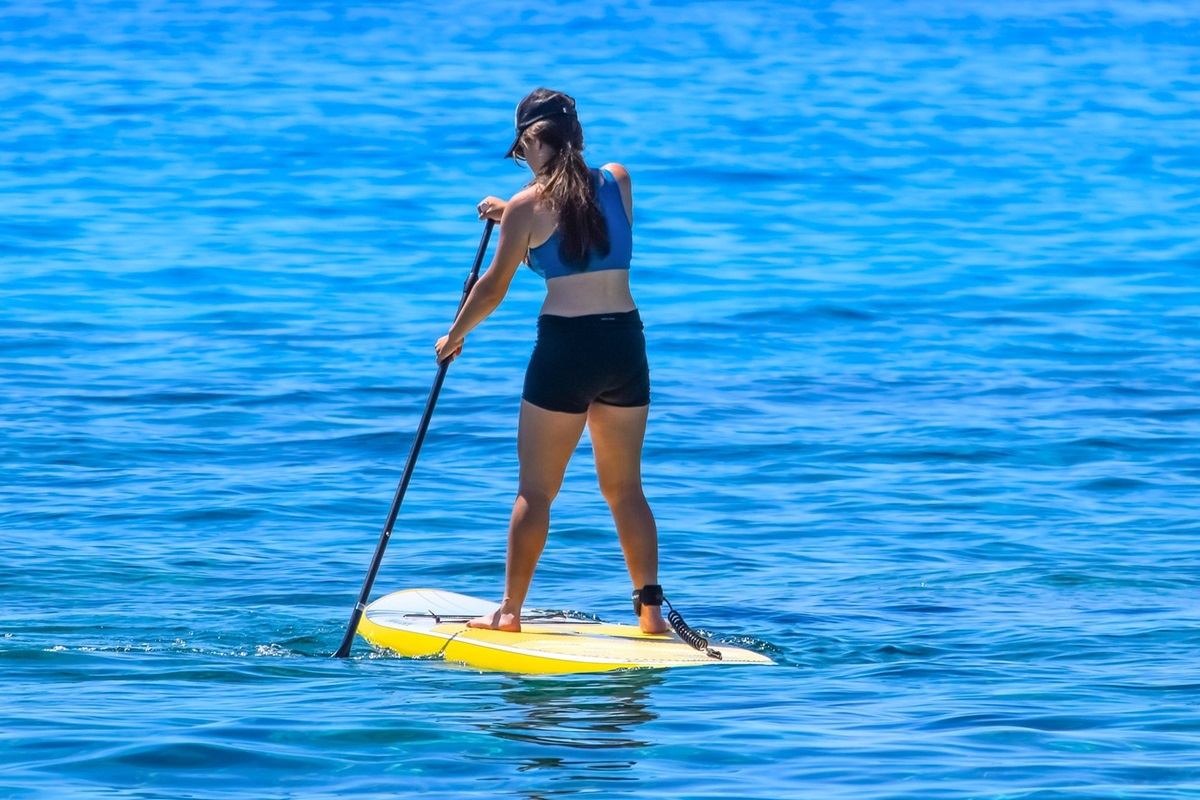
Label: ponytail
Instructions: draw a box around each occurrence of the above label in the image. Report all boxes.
[523,119,610,269]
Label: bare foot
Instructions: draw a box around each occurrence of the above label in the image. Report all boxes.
[466,605,521,632]
[639,606,670,634]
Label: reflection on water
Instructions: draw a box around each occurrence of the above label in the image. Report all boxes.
[476,671,663,797]
[484,671,661,750]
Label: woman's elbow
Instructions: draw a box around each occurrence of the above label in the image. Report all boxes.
[473,274,510,308]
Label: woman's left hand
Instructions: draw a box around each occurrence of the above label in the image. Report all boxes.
[435,334,464,364]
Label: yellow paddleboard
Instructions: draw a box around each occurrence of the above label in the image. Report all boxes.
[357,588,775,674]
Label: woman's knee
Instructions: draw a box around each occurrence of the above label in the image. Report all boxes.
[597,478,646,508]
[515,485,558,511]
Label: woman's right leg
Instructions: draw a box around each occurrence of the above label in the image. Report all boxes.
[587,402,669,634]
[468,400,587,631]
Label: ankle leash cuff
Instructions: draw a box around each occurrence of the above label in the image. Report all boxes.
[632,585,722,660]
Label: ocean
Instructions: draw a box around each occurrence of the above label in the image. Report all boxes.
[3,0,1199,797]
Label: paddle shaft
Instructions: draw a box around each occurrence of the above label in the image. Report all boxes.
[333,219,495,658]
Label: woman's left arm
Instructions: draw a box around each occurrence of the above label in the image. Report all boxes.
[435,194,535,363]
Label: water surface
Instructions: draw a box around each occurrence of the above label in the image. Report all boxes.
[3,1,1200,797]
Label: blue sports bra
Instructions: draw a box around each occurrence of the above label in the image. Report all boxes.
[527,168,632,280]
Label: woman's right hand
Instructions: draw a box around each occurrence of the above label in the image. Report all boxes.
[476,196,506,221]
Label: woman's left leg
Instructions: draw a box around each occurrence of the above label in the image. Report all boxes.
[468,400,587,631]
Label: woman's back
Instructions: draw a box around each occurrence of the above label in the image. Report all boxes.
[532,163,637,317]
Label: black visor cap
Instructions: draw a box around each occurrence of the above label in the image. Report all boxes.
[504,94,577,159]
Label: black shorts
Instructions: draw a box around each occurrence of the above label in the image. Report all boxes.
[522,310,651,414]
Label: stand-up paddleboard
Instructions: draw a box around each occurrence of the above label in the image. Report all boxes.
[357,588,775,674]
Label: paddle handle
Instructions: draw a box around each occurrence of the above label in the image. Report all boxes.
[333,219,495,658]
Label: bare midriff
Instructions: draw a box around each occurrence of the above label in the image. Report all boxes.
[540,269,637,317]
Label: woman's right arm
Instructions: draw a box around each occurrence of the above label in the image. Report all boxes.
[477,195,507,221]
[601,162,633,227]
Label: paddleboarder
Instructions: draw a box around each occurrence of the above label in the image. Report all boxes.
[435,88,668,635]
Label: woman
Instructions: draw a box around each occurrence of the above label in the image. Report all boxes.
[434,88,668,635]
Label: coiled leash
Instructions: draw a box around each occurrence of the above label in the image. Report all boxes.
[632,585,723,660]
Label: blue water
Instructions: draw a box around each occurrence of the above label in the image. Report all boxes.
[3,0,1200,797]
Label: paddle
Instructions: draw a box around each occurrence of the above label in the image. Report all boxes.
[333,219,496,658]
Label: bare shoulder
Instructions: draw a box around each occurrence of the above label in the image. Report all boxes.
[601,162,632,187]
[600,162,634,226]
[507,184,542,208]
[503,184,544,220]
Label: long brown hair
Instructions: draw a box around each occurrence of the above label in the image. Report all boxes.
[519,90,610,269]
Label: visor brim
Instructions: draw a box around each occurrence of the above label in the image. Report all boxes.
[504,133,521,159]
